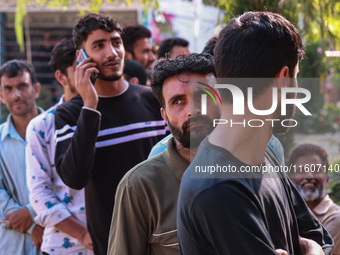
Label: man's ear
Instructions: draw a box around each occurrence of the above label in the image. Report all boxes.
[128,77,139,85]
[275,66,290,89]
[33,83,41,99]
[55,70,67,87]
[125,51,133,60]
[275,66,290,79]
[325,175,330,188]
[160,107,168,125]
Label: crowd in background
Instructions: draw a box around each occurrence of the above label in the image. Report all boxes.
[0,11,339,255]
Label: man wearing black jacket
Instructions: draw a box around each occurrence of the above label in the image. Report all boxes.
[54,13,167,255]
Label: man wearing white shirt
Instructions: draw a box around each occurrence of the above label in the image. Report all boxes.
[26,38,93,255]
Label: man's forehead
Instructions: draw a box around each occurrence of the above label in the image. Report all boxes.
[133,37,152,49]
[163,73,216,94]
[0,71,31,88]
[87,29,121,43]
[176,73,216,85]
[1,71,30,81]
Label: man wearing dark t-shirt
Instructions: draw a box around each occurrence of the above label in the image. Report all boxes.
[54,13,167,255]
[177,11,333,255]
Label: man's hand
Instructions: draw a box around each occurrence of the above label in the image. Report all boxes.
[275,249,288,255]
[31,225,44,250]
[75,55,99,109]
[299,236,325,255]
[55,216,93,250]
[80,229,93,250]
[3,207,32,233]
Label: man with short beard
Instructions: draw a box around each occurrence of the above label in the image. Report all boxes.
[289,144,340,255]
[107,53,221,255]
[54,13,168,255]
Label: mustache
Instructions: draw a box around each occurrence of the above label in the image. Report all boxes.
[11,99,24,103]
[182,115,213,130]
[300,179,318,187]
[102,57,121,66]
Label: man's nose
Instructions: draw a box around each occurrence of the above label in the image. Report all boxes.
[187,105,201,117]
[107,45,118,59]
[148,51,156,62]
[11,88,22,100]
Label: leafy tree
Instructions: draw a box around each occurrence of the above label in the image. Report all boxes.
[204,0,299,27]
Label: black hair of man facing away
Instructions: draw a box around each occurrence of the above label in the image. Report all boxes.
[177,11,333,255]
[54,13,168,255]
[107,53,220,255]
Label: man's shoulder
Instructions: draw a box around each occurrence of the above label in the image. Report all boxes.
[329,199,340,216]
[0,121,7,132]
[0,119,10,141]
[128,82,152,92]
[127,83,158,102]
[55,95,83,124]
[56,95,82,113]
[29,104,58,127]
[119,152,167,188]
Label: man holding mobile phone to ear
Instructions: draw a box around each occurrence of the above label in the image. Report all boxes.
[54,13,168,255]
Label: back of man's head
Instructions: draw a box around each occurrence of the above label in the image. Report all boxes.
[151,53,214,106]
[122,25,152,55]
[158,37,189,59]
[123,59,147,85]
[0,59,38,86]
[73,12,122,49]
[49,38,76,75]
[215,11,303,79]
[202,35,218,56]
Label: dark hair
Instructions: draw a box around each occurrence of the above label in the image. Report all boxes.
[288,144,329,173]
[0,59,38,86]
[158,37,189,59]
[123,59,147,85]
[202,35,218,56]
[73,13,122,49]
[49,38,76,75]
[215,12,303,100]
[121,25,152,55]
[151,53,215,106]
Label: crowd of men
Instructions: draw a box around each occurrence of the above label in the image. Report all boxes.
[0,11,339,255]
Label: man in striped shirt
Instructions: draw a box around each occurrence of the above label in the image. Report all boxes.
[54,13,167,255]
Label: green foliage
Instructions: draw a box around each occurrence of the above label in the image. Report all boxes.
[294,103,340,134]
[15,0,27,52]
[300,43,326,78]
[299,0,340,47]
[14,0,159,51]
[328,158,340,205]
[206,0,299,27]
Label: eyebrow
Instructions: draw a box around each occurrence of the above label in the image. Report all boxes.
[168,94,185,104]
[5,82,29,87]
[91,36,122,45]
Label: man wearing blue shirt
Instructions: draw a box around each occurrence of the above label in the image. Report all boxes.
[0,59,43,254]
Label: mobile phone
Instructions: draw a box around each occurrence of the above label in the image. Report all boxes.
[76,48,98,85]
